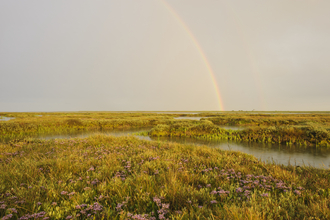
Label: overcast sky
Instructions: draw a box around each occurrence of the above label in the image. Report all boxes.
[1,0,329,112]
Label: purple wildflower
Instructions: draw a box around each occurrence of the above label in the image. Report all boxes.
[8,208,17,213]
[2,214,13,220]
[294,190,301,196]
[236,187,243,193]
[244,190,251,196]
[87,166,94,172]
[153,196,162,206]
[210,190,217,195]
[261,193,269,197]
[210,200,218,204]
[218,190,227,194]
[68,192,75,196]
[93,202,103,211]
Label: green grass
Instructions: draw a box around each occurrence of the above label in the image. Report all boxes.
[1,111,330,219]
[1,135,330,219]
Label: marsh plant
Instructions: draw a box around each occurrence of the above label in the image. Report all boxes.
[1,112,329,147]
[146,121,330,147]
[0,135,329,219]
[1,112,330,219]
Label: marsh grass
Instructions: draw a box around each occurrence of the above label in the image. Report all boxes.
[1,112,329,147]
[0,113,175,142]
[146,121,330,147]
[0,135,329,219]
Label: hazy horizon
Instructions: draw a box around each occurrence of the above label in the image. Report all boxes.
[1,0,329,112]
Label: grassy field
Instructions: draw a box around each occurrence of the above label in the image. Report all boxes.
[1,135,330,219]
[0,112,330,219]
[1,112,330,146]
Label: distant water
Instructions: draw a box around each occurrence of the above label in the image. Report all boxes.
[0,117,15,121]
[174,117,204,120]
[156,112,199,114]
[39,127,330,169]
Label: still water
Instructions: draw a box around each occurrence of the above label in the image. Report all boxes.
[0,117,15,121]
[174,117,204,120]
[40,128,330,169]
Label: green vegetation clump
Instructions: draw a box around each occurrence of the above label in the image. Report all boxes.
[147,122,330,147]
[0,113,174,141]
[1,135,330,219]
[207,113,330,126]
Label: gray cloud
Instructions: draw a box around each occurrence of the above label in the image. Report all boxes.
[1,0,329,111]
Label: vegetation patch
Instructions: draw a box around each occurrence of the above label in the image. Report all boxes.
[0,135,329,219]
[146,122,330,147]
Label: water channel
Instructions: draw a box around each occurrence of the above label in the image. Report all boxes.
[0,117,15,121]
[38,127,330,169]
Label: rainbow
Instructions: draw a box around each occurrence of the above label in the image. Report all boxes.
[160,0,225,111]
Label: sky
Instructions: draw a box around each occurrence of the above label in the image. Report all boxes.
[1,0,329,112]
